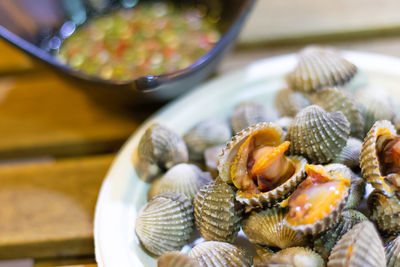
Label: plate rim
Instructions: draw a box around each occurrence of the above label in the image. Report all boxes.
[94,50,400,267]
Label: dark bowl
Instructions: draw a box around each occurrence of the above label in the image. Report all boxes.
[0,0,255,103]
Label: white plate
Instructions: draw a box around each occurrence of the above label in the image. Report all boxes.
[94,51,400,267]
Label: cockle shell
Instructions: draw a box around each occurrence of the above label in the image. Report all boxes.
[285,164,351,235]
[385,235,400,267]
[286,46,357,94]
[313,209,368,260]
[275,88,311,117]
[242,206,307,249]
[158,251,199,267]
[286,105,350,164]
[259,247,324,267]
[356,86,396,133]
[360,120,398,196]
[135,192,194,256]
[133,123,188,182]
[188,241,251,267]
[148,163,212,201]
[203,145,224,178]
[310,87,364,139]
[368,190,400,235]
[194,181,243,243]
[218,122,307,208]
[327,221,386,267]
[183,119,231,162]
[230,101,278,134]
[333,137,362,170]
[343,171,365,210]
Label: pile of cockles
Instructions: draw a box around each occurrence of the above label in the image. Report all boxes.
[132,45,400,267]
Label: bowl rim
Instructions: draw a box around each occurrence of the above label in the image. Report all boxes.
[0,0,255,92]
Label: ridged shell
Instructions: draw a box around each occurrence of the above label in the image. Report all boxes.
[385,235,400,267]
[253,246,273,267]
[158,251,199,267]
[242,206,307,249]
[183,119,231,162]
[356,86,396,134]
[285,163,351,235]
[194,181,243,243]
[133,123,188,182]
[310,87,364,139]
[344,171,365,210]
[188,241,251,267]
[260,247,324,267]
[275,88,311,117]
[286,46,357,94]
[368,190,400,235]
[313,209,368,260]
[148,163,212,201]
[286,105,350,164]
[135,192,194,256]
[360,120,397,196]
[327,221,386,267]
[333,137,362,170]
[230,101,278,134]
[204,145,224,179]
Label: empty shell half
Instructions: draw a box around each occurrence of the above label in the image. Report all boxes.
[285,164,351,235]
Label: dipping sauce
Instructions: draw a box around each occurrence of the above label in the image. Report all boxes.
[57,2,220,80]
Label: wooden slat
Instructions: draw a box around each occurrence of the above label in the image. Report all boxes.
[0,154,114,259]
[0,41,33,74]
[239,0,400,45]
[0,70,158,159]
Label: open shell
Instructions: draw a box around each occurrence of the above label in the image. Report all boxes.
[158,251,199,267]
[286,105,350,164]
[183,119,231,162]
[333,137,362,170]
[194,181,243,243]
[242,206,307,249]
[133,123,188,182]
[310,87,364,139]
[259,247,324,267]
[230,101,278,134]
[135,192,194,256]
[385,235,400,267]
[360,120,398,197]
[218,122,307,208]
[313,209,368,260]
[148,163,212,201]
[368,190,400,235]
[188,241,251,267]
[275,87,311,117]
[327,221,386,267]
[286,46,357,94]
[285,164,351,235]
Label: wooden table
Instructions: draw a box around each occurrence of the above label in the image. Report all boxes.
[2,1,400,266]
